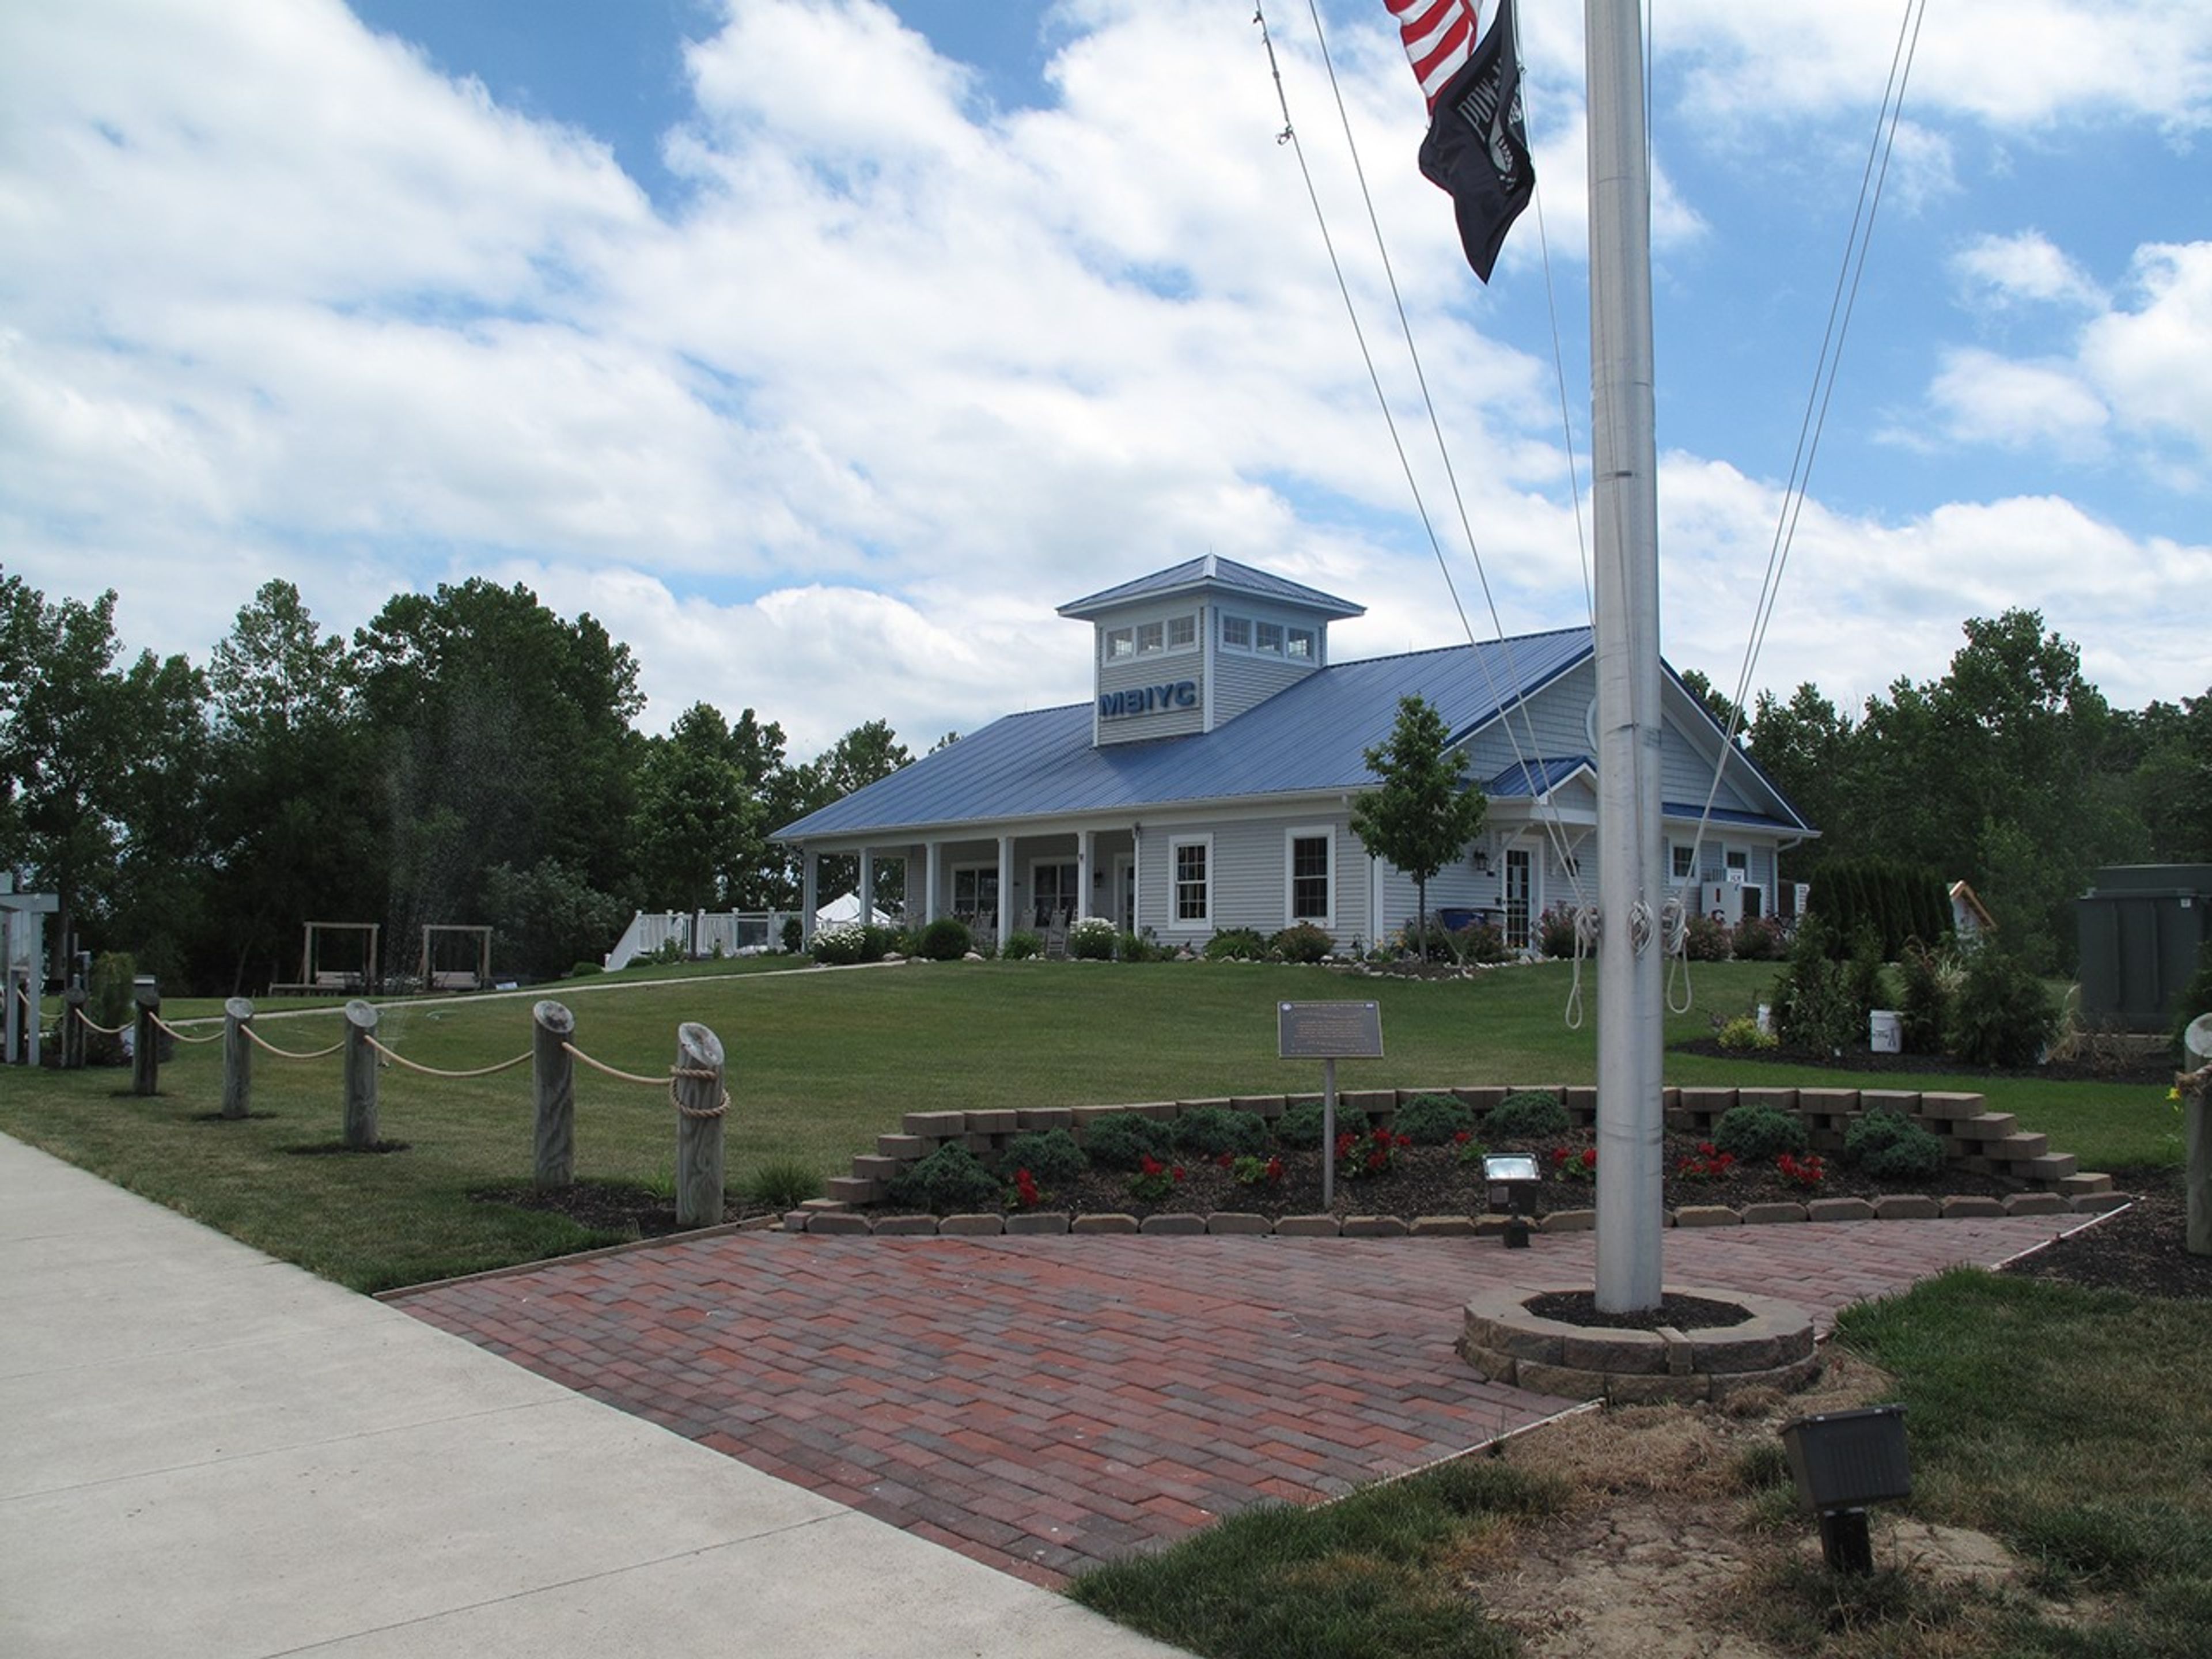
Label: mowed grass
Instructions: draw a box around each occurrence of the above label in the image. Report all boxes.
[0,958,2177,1291]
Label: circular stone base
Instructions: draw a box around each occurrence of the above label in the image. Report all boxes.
[1459,1283,1819,1405]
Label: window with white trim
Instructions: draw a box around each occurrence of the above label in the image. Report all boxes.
[1254,620,1283,655]
[1287,829,1332,925]
[1136,620,1164,654]
[1221,615,1251,649]
[1172,836,1211,925]
[1104,627,1134,660]
[1671,842,1696,881]
[1167,613,1196,650]
[1286,626,1315,661]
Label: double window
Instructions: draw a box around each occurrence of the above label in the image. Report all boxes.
[1219,613,1317,661]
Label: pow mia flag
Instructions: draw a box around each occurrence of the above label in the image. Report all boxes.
[1388,0,1533,283]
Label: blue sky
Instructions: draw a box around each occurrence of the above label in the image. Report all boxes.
[3,0,2206,755]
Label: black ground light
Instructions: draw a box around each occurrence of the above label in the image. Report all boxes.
[1780,1404,1911,1573]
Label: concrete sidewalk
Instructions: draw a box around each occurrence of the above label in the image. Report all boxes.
[0,1133,1188,1658]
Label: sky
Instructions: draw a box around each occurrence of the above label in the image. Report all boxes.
[2,0,2207,759]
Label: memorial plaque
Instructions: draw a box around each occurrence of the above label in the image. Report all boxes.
[1277,1001,1384,1060]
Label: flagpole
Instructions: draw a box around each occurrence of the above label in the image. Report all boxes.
[1586,0,1666,1312]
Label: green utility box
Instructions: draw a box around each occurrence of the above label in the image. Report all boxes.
[2076,865,2212,1031]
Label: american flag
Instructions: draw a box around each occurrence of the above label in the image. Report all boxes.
[1386,0,1484,112]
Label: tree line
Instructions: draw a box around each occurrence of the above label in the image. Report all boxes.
[0,571,910,993]
[1685,608,2210,974]
[4,565,2204,994]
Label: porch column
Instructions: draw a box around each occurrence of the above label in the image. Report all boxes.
[923,840,940,926]
[1076,830,1094,922]
[801,850,819,945]
[996,834,1014,950]
[858,849,876,929]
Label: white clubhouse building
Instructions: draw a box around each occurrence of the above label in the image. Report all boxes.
[777,557,1812,953]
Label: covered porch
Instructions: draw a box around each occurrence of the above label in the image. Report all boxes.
[799,823,1141,953]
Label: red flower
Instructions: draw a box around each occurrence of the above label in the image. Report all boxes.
[1581,1148,1597,1169]
[1139,1154,1165,1176]
[1171,1165,1186,1183]
[1453,1130,1472,1144]
[1552,1147,1570,1165]
[1216,1153,1234,1168]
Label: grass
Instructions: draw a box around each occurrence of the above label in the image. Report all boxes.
[0,958,2177,1291]
[1067,1457,1562,1659]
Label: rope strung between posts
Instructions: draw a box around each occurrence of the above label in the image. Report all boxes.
[560,1043,729,1118]
[147,1012,222,1045]
[243,1025,346,1060]
[71,1006,131,1038]
[361,1033,531,1078]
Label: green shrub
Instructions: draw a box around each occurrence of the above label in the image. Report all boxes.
[1949,942,2058,1068]
[1268,922,1333,964]
[1115,930,1158,962]
[861,923,901,959]
[1453,921,1508,965]
[2170,937,2212,1064]
[779,916,802,953]
[1275,1099,1331,1143]
[1537,905,1579,960]
[1711,1103,1809,1162]
[1843,921,1886,1026]
[998,1129,1088,1185]
[1067,917,1118,960]
[1169,1106,1270,1158]
[1843,1109,1945,1183]
[809,923,870,965]
[1001,930,1042,961]
[1684,912,1733,961]
[1393,1093,1476,1145]
[85,952,137,1066]
[1081,1111,1174,1171]
[1897,937,1953,1054]
[1731,916,1785,961]
[1484,1090,1569,1138]
[917,917,974,961]
[1204,927,1270,961]
[744,1158,822,1210]
[884,1144,1004,1214]
[1715,1014,1778,1052]
[567,960,604,977]
[1771,919,1858,1055]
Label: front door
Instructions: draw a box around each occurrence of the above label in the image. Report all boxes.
[1503,848,1533,950]
[1115,855,1136,931]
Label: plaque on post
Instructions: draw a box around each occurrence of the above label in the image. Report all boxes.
[1278,1001,1384,1207]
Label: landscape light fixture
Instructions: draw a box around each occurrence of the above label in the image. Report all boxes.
[1482,1153,1540,1248]
[1778,1404,1910,1574]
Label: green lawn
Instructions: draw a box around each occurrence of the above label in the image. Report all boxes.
[0,959,2177,1290]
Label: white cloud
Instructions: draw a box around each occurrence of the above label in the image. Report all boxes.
[1925,347,2111,456]
[1951,230,2108,310]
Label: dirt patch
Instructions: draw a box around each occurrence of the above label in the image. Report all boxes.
[1461,1353,2081,1658]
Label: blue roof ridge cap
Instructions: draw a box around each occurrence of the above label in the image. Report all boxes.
[1058,555,1364,620]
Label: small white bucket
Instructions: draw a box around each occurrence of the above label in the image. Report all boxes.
[1869,1010,1902,1054]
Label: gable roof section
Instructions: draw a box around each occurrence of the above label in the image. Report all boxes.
[779,628,1594,840]
[1056,554,1365,622]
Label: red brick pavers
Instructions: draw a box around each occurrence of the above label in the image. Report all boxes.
[397,1214,2066,1585]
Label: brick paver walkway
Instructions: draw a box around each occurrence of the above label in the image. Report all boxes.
[397,1215,2066,1585]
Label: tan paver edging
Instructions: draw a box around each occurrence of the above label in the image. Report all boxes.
[781,1187,2123,1236]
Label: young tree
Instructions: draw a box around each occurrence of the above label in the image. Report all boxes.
[1350,695,1488,956]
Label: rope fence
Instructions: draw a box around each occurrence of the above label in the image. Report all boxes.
[99,992,734,1225]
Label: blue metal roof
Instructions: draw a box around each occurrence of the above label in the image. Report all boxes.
[1486,756,1593,798]
[778,628,1595,839]
[1056,554,1364,621]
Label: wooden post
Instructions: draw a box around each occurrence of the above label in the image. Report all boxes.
[62,987,86,1069]
[132,978,160,1097]
[673,1021,727,1228]
[343,999,380,1149]
[222,997,254,1120]
[532,1000,576,1190]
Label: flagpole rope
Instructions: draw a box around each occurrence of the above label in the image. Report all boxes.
[1262,2,1593,930]
[1663,0,1928,1020]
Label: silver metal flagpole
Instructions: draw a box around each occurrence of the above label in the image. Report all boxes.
[1586,0,1666,1312]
